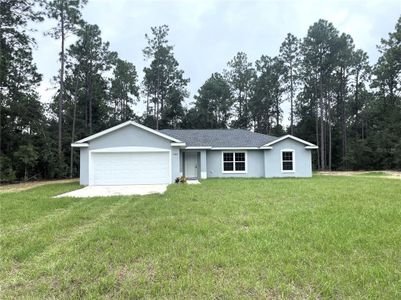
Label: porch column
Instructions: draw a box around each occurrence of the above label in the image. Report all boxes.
[200,150,207,179]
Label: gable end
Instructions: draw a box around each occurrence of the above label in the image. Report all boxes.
[72,121,183,147]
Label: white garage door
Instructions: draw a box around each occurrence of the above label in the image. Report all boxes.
[91,152,170,185]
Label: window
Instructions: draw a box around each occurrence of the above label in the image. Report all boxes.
[223,152,246,172]
[282,150,294,172]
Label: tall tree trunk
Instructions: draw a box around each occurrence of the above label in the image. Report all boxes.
[0,36,3,154]
[290,62,294,135]
[155,100,159,130]
[70,99,77,178]
[157,58,162,121]
[88,67,93,134]
[58,1,65,159]
[114,98,118,123]
[124,99,126,121]
[355,69,363,141]
[0,94,2,156]
[314,77,320,170]
[89,88,92,134]
[340,67,347,169]
[70,75,80,178]
[276,94,280,130]
[89,90,93,134]
[85,80,88,129]
[319,72,325,170]
[327,94,332,171]
[238,93,243,126]
[361,118,365,139]
[316,108,320,170]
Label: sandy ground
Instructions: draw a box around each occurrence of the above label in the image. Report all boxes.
[0,179,78,193]
[318,171,401,180]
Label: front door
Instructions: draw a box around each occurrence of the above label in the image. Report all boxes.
[185,152,198,178]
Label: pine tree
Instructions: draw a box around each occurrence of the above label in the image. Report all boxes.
[66,22,116,135]
[109,58,139,124]
[45,0,87,159]
[0,0,46,180]
[63,22,117,177]
[300,19,339,170]
[192,73,232,128]
[142,25,189,129]
[224,52,256,129]
[250,55,283,134]
[367,16,401,169]
[279,33,301,135]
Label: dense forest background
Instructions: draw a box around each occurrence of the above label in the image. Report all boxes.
[1,0,400,181]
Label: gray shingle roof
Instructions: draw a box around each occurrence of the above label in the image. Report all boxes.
[160,129,278,147]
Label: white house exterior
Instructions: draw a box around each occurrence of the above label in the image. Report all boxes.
[72,121,318,185]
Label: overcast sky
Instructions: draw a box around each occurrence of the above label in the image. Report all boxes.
[32,0,400,124]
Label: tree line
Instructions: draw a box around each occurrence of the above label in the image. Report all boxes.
[1,0,400,181]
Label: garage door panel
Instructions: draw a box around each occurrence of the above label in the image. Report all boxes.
[91,152,170,185]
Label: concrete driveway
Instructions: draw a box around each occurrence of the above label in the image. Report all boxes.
[55,184,168,198]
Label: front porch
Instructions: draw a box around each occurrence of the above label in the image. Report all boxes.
[181,150,207,179]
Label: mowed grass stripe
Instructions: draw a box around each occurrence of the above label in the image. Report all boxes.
[1,197,141,296]
[1,196,124,262]
[0,176,400,298]
[1,194,110,235]
[0,183,82,228]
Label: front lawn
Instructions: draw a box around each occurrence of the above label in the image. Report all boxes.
[1,177,400,298]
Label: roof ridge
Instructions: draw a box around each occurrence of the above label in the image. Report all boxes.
[160,128,278,138]
[161,128,237,131]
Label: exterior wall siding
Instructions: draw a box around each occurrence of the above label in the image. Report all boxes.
[79,148,89,185]
[207,150,265,178]
[179,151,184,176]
[171,147,181,181]
[200,150,207,179]
[264,139,312,177]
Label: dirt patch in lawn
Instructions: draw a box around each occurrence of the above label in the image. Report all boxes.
[318,171,401,180]
[0,179,78,193]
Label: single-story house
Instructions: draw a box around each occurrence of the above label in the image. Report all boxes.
[71,121,318,185]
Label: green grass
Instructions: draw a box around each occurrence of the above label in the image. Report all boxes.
[1,177,401,299]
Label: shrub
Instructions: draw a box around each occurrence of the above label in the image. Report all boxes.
[175,176,187,184]
[0,156,16,182]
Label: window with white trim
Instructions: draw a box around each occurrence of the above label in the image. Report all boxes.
[223,152,246,172]
[282,151,294,171]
